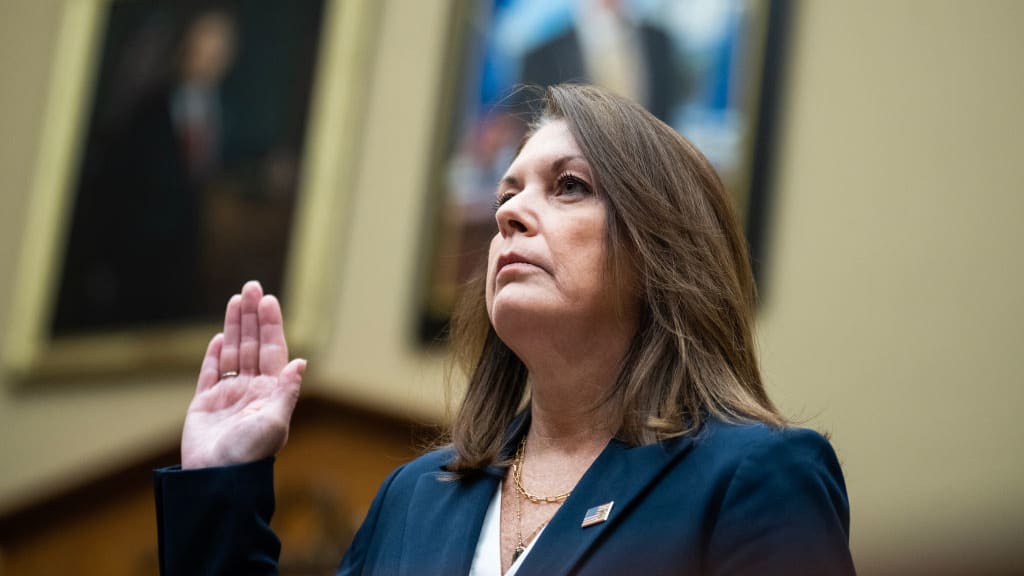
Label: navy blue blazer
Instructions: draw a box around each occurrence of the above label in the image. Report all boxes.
[154,419,854,575]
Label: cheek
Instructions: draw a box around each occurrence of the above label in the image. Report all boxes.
[566,217,608,268]
[484,235,500,315]
[560,215,611,297]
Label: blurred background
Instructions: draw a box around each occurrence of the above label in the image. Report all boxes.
[1,0,1022,574]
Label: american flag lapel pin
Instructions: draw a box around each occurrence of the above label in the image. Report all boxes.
[581,501,614,528]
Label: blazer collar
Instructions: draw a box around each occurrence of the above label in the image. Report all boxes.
[516,433,697,575]
[406,412,698,576]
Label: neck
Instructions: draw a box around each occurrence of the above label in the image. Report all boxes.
[527,371,619,446]
[496,292,638,452]
[517,327,632,453]
[512,358,623,504]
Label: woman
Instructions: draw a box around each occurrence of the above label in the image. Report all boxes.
[155,85,855,575]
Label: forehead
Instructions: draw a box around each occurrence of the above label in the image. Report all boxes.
[505,120,588,173]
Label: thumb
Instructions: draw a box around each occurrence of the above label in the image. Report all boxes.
[278,358,306,401]
[266,358,305,456]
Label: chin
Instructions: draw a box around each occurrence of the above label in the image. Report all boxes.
[490,296,538,332]
[490,293,564,342]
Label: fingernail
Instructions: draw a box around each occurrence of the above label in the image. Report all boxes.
[298,359,308,375]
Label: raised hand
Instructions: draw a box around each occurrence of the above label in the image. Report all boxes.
[181,280,306,470]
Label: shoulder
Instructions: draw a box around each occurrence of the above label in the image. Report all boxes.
[396,446,455,474]
[698,417,831,447]
[371,447,459,498]
[691,421,854,574]
[690,420,848,513]
[691,419,843,476]
[662,420,845,520]
[638,21,674,47]
[342,448,457,543]
[696,420,856,569]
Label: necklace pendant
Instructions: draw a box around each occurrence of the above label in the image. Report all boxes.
[512,545,525,562]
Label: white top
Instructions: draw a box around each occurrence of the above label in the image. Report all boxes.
[469,481,547,576]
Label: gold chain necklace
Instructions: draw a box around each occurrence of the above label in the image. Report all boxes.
[511,436,572,504]
[512,486,549,562]
[510,435,571,562]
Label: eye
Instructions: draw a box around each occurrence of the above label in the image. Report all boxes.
[556,172,591,197]
[493,191,515,212]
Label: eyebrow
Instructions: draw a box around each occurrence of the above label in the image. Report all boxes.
[497,155,590,193]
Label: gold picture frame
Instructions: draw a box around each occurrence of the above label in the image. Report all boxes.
[3,0,379,379]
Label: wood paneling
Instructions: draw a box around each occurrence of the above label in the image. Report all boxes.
[0,394,430,576]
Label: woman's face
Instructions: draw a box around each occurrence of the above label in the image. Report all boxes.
[486,120,634,340]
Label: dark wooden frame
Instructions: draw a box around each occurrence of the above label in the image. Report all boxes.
[416,0,793,344]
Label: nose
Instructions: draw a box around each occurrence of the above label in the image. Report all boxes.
[495,192,536,237]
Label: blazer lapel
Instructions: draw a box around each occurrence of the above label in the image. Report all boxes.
[399,469,498,576]
[516,434,697,575]
[398,415,525,576]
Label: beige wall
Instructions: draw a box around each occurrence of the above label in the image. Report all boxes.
[759,1,1024,572]
[1,0,1021,572]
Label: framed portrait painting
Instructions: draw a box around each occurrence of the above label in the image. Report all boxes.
[418,0,790,342]
[4,0,378,378]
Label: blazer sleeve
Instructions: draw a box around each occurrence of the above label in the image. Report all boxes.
[153,458,281,576]
[706,428,856,576]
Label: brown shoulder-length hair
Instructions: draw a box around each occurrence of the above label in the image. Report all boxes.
[445,84,785,474]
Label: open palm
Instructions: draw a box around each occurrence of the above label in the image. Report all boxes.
[181,281,306,469]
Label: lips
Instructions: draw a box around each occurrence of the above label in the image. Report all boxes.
[496,251,543,274]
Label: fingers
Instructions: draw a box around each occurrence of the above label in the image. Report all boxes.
[219,281,291,379]
[219,294,242,376]
[197,333,224,393]
[238,280,264,376]
[258,294,289,376]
